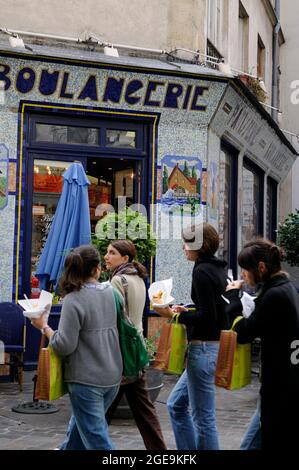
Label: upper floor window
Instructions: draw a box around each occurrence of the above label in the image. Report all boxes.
[207,0,223,50]
[239,1,249,72]
[257,34,266,80]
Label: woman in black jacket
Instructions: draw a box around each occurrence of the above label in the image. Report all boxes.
[154,223,228,450]
[226,238,299,450]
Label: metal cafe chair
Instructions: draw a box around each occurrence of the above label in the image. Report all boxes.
[0,302,26,391]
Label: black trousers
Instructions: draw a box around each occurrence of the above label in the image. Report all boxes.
[106,373,167,450]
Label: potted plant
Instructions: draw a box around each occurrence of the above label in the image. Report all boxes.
[92,207,156,280]
[238,74,267,103]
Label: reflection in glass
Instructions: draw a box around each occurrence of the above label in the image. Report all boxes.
[266,178,277,241]
[242,166,259,246]
[36,124,98,145]
[218,150,231,262]
[106,129,136,148]
[31,160,71,284]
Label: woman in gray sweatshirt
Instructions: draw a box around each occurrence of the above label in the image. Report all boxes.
[31,245,122,450]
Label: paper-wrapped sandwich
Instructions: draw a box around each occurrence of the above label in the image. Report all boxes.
[149,279,174,307]
[152,289,167,305]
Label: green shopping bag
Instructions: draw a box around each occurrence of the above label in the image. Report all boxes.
[113,288,149,379]
[153,313,187,375]
[215,316,251,390]
[35,345,67,401]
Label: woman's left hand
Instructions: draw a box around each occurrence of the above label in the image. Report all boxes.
[152,305,173,318]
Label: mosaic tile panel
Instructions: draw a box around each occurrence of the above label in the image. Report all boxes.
[0,195,15,301]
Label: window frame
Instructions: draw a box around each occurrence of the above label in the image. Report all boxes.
[29,113,147,156]
[242,157,264,239]
[266,176,278,242]
[219,140,238,277]
[22,112,150,300]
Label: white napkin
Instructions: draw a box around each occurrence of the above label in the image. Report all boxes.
[148,278,174,307]
[241,292,256,318]
[18,290,53,319]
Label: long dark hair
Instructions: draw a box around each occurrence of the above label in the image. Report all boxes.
[238,238,284,284]
[110,240,147,280]
[182,223,220,258]
[59,245,100,296]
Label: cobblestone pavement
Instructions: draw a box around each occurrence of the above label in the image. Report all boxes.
[0,370,259,450]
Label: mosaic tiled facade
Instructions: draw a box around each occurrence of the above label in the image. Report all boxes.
[0,52,295,304]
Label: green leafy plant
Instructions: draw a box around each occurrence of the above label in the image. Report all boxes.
[91,207,157,280]
[144,328,162,362]
[277,209,299,266]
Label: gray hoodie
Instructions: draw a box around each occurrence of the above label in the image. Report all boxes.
[50,283,122,387]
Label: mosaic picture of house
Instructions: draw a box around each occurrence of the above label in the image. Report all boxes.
[160,155,202,215]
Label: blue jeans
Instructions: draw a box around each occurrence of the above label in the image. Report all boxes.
[60,382,119,450]
[167,343,219,450]
[240,405,261,450]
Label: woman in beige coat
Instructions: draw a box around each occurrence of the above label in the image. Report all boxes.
[104,240,166,450]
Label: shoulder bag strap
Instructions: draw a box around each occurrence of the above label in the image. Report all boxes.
[119,274,130,319]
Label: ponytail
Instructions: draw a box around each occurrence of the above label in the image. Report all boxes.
[268,245,283,275]
[132,261,148,280]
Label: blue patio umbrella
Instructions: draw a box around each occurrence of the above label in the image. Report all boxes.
[36,162,91,291]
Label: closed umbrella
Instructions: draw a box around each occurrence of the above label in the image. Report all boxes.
[36,162,91,291]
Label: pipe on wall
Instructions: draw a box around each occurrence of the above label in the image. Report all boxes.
[272,0,280,122]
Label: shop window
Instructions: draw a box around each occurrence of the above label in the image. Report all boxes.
[218,142,238,274]
[86,158,138,233]
[266,177,278,242]
[242,159,264,246]
[25,113,148,301]
[106,129,136,149]
[31,160,72,282]
[35,123,98,145]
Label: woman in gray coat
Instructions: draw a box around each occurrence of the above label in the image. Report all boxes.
[31,245,122,450]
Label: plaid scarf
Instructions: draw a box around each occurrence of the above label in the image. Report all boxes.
[110,262,138,279]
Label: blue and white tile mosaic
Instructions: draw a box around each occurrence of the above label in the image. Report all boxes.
[0,54,230,302]
[0,195,15,301]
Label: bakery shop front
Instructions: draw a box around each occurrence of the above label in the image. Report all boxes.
[0,43,296,365]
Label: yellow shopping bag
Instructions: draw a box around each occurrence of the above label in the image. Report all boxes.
[35,345,67,401]
[153,313,187,375]
[215,317,251,390]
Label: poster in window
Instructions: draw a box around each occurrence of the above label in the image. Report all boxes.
[115,169,134,199]
[34,174,63,193]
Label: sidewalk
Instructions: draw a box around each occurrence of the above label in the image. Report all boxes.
[0,370,259,450]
